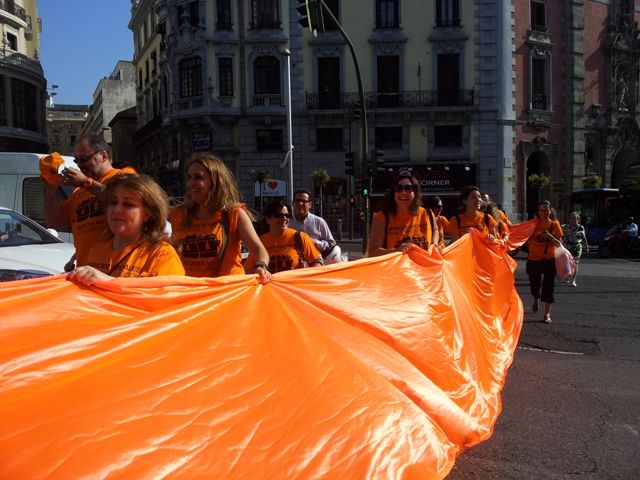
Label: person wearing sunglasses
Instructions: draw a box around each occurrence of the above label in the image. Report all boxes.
[526,200,563,323]
[247,200,323,273]
[44,134,136,268]
[367,173,439,257]
[67,174,184,286]
[170,153,270,282]
[446,186,498,244]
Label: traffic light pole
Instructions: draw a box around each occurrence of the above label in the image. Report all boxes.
[319,2,370,251]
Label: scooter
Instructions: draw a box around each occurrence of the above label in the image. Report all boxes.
[598,224,640,258]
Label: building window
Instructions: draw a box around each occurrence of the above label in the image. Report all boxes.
[436,0,460,27]
[179,57,203,98]
[375,126,402,149]
[376,0,399,29]
[377,55,400,108]
[218,58,234,97]
[530,0,546,32]
[531,56,549,110]
[316,128,343,150]
[254,56,280,94]
[0,76,5,125]
[251,0,280,29]
[323,0,339,30]
[138,69,143,89]
[216,0,233,29]
[257,129,283,151]
[11,78,38,131]
[434,125,462,147]
[437,53,460,106]
[6,33,17,51]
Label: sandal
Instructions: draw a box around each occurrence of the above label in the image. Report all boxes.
[543,314,552,324]
[532,299,539,313]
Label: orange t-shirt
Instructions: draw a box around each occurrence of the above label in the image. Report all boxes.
[436,215,449,248]
[527,219,563,260]
[170,205,244,277]
[86,239,185,278]
[62,167,136,266]
[446,211,496,238]
[253,228,321,273]
[372,207,435,250]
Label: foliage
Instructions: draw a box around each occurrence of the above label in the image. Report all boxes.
[311,168,331,187]
[581,174,602,189]
[250,169,270,184]
[528,173,550,189]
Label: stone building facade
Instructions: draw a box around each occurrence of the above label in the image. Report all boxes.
[0,0,47,152]
[45,102,90,155]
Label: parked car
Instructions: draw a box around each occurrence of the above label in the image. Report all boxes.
[0,206,75,282]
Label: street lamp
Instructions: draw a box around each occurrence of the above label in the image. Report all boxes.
[281,48,294,204]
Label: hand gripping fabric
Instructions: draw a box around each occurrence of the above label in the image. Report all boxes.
[0,229,523,479]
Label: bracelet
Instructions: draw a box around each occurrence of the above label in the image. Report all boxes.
[82,177,94,189]
[255,261,269,272]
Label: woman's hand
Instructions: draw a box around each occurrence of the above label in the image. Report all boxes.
[66,266,113,286]
[396,242,413,254]
[255,265,271,284]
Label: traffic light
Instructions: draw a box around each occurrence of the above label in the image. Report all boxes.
[297,0,324,37]
[344,151,355,176]
[370,149,385,176]
[356,179,369,196]
[349,195,356,206]
[350,102,361,122]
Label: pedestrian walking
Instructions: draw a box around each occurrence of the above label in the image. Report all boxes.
[446,186,497,244]
[426,195,448,249]
[170,153,270,282]
[247,200,323,273]
[67,174,184,286]
[526,200,563,323]
[562,211,589,287]
[367,173,439,257]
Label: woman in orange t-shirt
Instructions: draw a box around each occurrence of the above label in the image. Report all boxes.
[367,173,439,257]
[446,186,497,244]
[67,174,185,286]
[247,200,322,273]
[170,153,270,282]
[526,200,563,323]
[426,195,448,249]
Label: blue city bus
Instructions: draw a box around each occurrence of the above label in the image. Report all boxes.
[570,188,619,245]
[618,162,640,221]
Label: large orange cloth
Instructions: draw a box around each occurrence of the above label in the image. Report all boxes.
[0,230,523,479]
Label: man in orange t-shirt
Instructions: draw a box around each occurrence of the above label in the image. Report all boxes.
[44,134,135,267]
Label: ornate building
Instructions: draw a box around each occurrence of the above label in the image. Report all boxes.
[515,0,640,219]
[0,0,47,152]
[45,102,90,155]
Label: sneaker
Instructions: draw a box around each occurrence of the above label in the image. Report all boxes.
[543,314,552,323]
[532,299,539,313]
[570,281,577,287]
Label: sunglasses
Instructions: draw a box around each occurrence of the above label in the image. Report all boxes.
[272,212,291,220]
[74,150,102,164]
[395,184,415,193]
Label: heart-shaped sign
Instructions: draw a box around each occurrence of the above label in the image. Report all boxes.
[267,181,278,190]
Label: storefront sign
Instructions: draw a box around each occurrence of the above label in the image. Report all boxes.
[372,164,477,194]
[192,132,211,152]
[254,178,287,197]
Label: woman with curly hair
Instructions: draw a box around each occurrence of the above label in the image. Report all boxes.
[67,174,184,285]
[367,173,439,257]
[170,153,270,282]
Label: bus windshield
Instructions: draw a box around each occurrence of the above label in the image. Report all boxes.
[570,189,619,244]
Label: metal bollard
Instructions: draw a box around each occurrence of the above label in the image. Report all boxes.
[337,218,343,241]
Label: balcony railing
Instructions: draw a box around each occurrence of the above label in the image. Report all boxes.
[305,89,475,110]
[0,0,26,21]
[252,94,283,107]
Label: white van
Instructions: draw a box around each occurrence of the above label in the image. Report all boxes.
[0,152,76,241]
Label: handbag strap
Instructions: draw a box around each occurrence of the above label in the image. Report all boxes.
[212,209,230,277]
[294,231,307,267]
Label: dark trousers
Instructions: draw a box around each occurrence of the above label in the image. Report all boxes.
[526,258,556,304]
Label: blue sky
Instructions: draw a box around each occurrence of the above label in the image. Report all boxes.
[38,0,133,105]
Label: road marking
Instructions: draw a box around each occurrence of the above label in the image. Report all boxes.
[518,345,585,356]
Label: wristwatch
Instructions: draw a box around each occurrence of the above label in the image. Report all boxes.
[255,261,269,272]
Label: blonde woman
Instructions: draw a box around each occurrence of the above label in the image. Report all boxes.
[170,153,270,282]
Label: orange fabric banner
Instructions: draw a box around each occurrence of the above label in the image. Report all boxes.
[0,230,523,479]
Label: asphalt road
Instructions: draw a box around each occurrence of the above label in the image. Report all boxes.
[447,253,640,480]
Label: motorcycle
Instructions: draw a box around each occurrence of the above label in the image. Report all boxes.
[598,224,640,258]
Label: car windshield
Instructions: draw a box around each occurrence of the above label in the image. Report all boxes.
[0,210,61,247]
